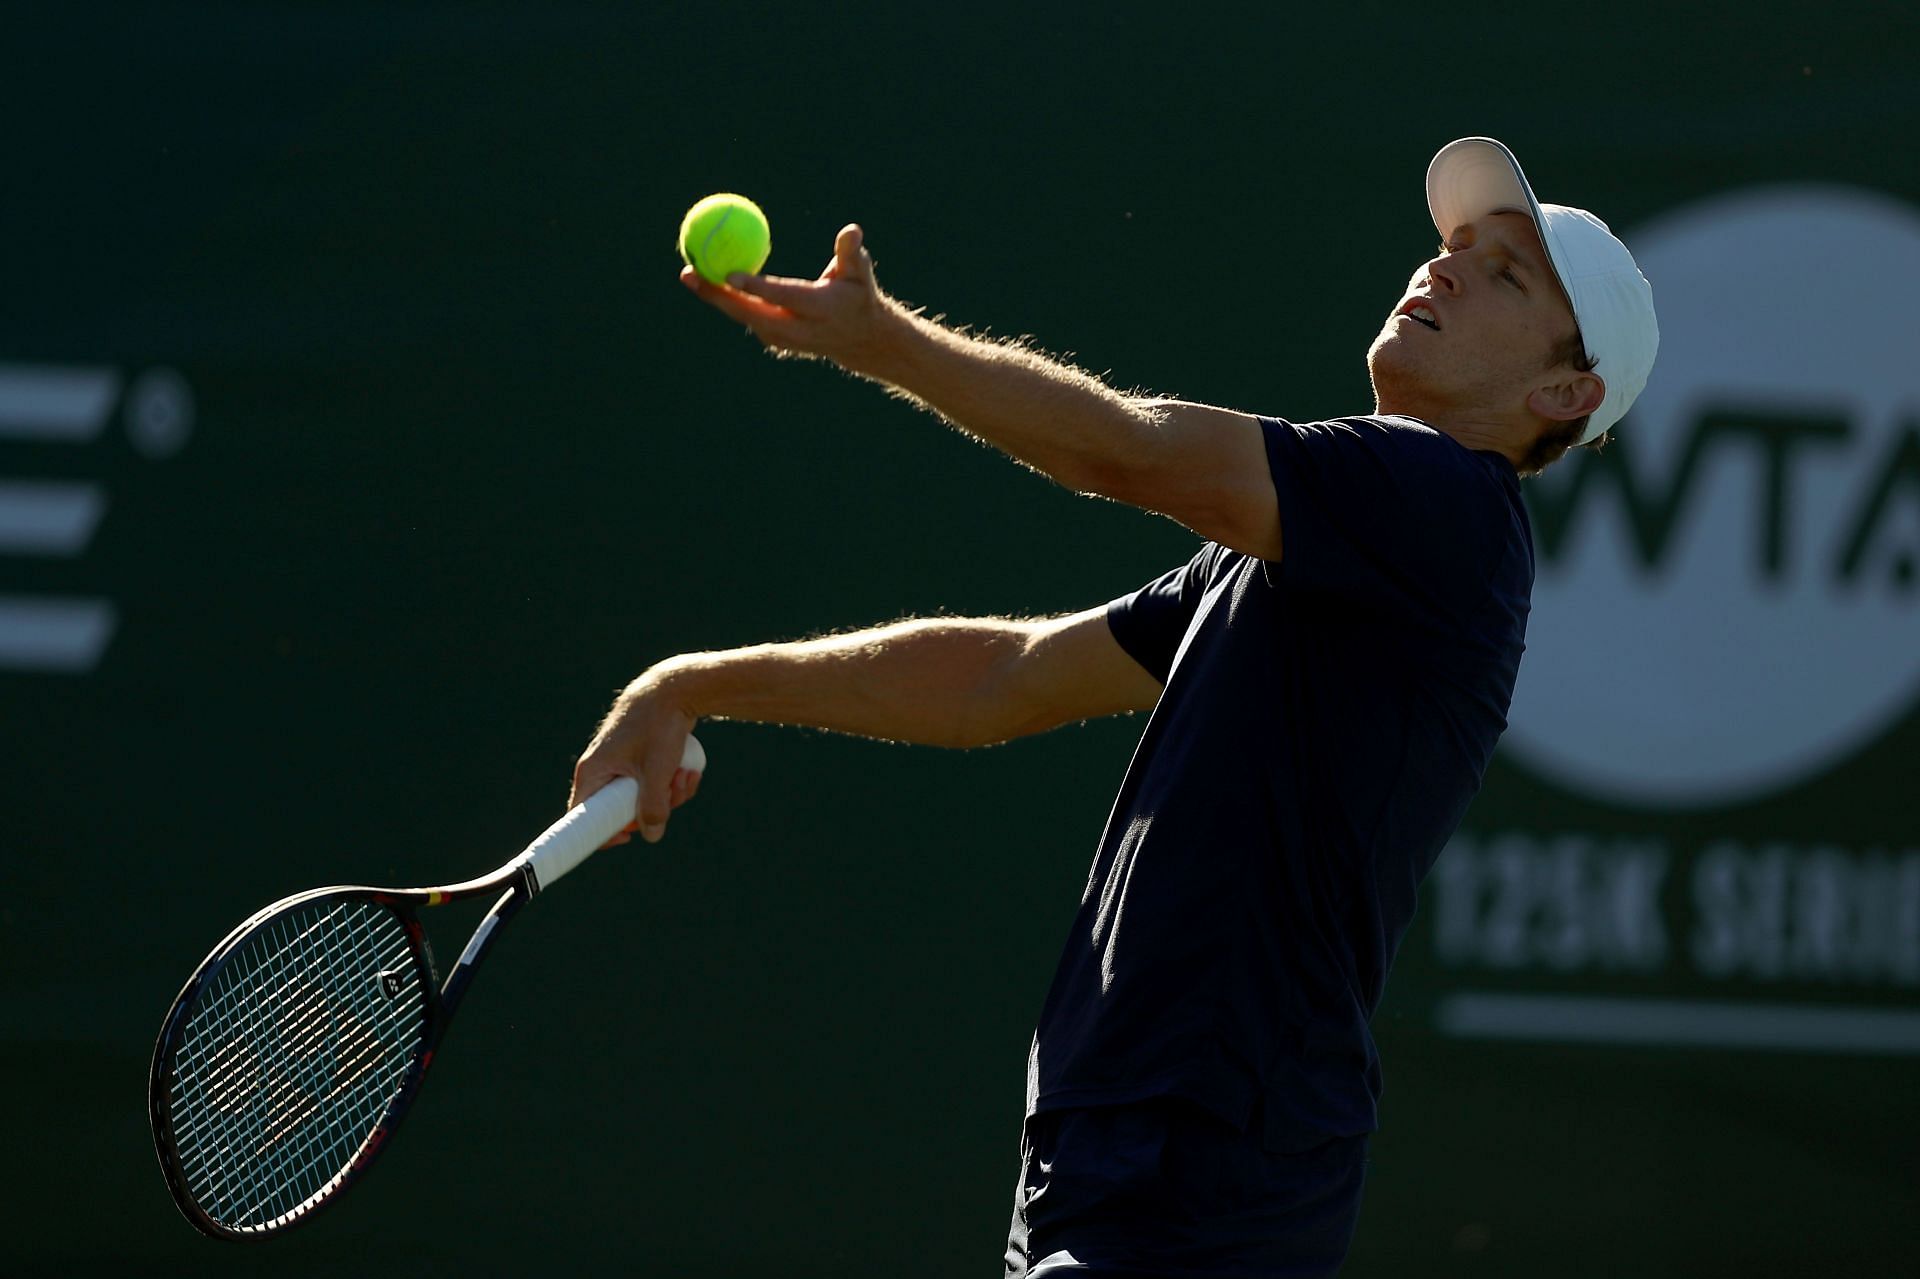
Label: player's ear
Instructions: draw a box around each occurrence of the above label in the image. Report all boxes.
[1527,370,1606,423]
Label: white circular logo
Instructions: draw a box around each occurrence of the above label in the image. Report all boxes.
[1505,185,1920,808]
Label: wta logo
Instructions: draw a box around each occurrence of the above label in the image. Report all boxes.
[1506,186,1920,809]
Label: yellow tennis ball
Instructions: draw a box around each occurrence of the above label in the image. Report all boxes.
[678,193,771,285]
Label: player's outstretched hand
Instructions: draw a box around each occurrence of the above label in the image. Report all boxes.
[681,223,907,372]
[570,675,703,847]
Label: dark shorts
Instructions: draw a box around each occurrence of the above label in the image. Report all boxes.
[1003,1100,1368,1279]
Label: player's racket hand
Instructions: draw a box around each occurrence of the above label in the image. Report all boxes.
[571,679,705,846]
[682,223,905,373]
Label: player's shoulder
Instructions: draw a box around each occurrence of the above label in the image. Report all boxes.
[1315,412,1479,454]
[1271,413,1511,487]
[1317,414,1525,543]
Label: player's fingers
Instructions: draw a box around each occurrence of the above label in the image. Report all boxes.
[731,271,830,312]
[569,757,611,810]
[668,766,706,809]
[682,266,796,327]
[684,273,813,353]
[636,735,683,843]
[833,224,873,284]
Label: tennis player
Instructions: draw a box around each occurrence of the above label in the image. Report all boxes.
[572,138,1657,1276]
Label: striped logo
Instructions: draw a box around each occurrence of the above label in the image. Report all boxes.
[0,362,194,673]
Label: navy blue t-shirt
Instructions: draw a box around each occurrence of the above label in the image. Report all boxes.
[1026,414,1533,1152]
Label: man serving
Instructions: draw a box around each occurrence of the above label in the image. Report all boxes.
[571,137,1658,1277]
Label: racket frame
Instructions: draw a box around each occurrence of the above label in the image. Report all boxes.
[149,860,538,1239]
[148,766,689,1239]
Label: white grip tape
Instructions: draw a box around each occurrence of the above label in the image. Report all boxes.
[520,736,707,890]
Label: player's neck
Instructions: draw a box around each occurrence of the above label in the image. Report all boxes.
[1436,419,1527,466]
[1377,400,1528,467]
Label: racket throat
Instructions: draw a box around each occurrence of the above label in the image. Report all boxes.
[452,912,503,974]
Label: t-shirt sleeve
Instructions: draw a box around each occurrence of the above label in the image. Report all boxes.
[1260,416,1503,616]
[1104,543,1222,685]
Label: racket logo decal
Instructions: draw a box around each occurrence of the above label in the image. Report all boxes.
[379,969,406,1000]
[453,914,500,971]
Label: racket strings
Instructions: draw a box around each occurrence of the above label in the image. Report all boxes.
[165,898,428,1230]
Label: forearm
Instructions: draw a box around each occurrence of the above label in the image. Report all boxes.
[634,617,1056,750]
[850,303,1170,500]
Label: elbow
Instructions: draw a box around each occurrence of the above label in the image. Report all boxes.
[1062,400,1166,503]
[951,625,1054,748]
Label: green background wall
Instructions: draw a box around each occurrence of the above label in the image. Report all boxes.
[4,3,1915,1274]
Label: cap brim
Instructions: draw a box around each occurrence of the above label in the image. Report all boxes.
[1427,137,1577,317]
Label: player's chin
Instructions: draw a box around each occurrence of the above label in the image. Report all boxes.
[1365,331,1418,385]
[1365,342,1446,417]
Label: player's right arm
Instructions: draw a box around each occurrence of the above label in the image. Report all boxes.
[570,607,1159,842]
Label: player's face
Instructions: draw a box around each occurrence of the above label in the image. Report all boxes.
[1366,211,1587,441]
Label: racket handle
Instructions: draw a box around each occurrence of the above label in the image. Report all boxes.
[520,736,707,890]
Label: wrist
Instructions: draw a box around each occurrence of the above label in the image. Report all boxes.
[841,293,929,383]
[625,655,709,720]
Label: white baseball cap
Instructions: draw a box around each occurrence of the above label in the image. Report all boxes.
[1426,137,1658,444]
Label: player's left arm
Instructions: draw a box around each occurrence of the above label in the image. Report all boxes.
[684,225,1282,561]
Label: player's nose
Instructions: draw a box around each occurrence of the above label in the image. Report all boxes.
[1427,254,1462,296]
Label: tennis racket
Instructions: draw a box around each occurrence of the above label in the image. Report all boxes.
[148,738,705,1240]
